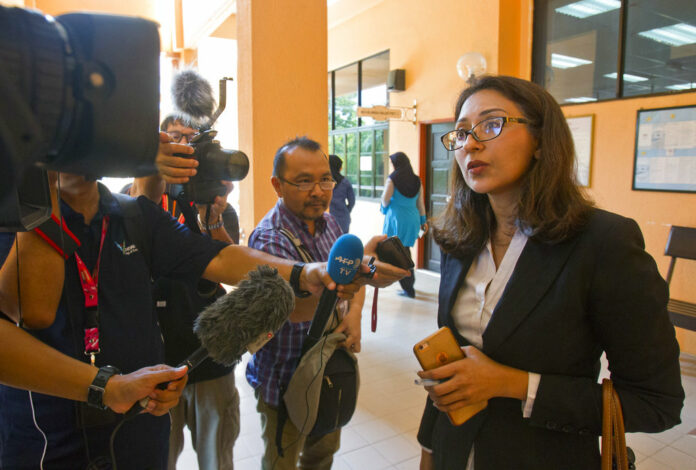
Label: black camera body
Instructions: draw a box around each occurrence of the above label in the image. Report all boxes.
[171,129,249,205]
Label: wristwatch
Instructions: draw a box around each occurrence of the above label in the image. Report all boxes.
[290,262,311,298]
[198,214,224,231]
[87,365,121,410]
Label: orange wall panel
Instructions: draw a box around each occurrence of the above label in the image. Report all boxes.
[237,0,327,235]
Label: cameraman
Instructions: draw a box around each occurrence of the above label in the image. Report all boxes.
[0,230,187,415]
[130,113,240,244]
[0,136,408,468]
[127,113,242,470]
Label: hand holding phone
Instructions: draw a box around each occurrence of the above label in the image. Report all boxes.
[413,326,487,425]
[375,236,414,270]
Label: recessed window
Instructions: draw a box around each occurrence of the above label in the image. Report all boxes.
[328,51,390,199]
[533,0,696,101]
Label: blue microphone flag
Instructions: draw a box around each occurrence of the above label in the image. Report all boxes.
[326,234,363,284]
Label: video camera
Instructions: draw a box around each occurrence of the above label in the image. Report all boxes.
[0,6,161,231]
[0,6,249,229]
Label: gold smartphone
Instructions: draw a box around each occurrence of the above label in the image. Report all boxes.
[413,326,487,425]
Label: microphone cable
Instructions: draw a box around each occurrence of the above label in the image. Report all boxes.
[14,174,66,469]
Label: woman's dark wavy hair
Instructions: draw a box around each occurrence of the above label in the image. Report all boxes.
[432,75,593,257]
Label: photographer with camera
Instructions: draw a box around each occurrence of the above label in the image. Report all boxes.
[130,113,240,244]
[127,110,243,470]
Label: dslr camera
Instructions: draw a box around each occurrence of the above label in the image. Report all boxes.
[169,77,249,205]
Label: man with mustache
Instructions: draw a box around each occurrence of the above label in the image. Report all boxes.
[246,137,365,469]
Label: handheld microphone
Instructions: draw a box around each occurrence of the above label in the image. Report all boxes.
[303,234,363,353]
[125,265,294,417]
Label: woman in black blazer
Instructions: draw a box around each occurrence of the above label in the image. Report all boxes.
[417,76,684,469]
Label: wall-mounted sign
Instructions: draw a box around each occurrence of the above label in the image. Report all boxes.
[357,101,417,124]
[566,115,594,187]
[357,105,404,120]
[633,105,696,193]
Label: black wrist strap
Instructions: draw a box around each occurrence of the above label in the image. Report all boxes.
[290,262,311,298]
[87,365,120,410]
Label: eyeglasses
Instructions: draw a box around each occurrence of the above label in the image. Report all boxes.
[440,116,530,150]
[280,178,336,191]
[167,131,198,143]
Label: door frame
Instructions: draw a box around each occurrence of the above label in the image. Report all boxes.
[417,117,454,270]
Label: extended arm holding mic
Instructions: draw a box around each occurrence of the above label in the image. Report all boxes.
[124,265,294,418]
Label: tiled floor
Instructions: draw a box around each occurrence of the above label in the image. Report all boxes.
[176,270,696,469]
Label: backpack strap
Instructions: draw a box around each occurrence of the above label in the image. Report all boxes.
[111,193,152,272]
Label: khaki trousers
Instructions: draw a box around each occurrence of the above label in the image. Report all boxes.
[168,372,240,470]
[256,394,341,470]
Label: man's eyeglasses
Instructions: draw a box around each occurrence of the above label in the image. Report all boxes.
[440,116,530,151]
[280,178,336,191]
[167,131,198,143]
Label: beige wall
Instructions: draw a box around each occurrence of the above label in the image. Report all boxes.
[329,0,507,164]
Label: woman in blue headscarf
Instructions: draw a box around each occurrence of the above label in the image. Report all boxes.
[381,151,428,297]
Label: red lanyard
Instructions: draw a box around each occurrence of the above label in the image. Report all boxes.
[74,216,109,365]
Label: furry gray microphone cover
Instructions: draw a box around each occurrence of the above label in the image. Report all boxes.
[194,265,295,366]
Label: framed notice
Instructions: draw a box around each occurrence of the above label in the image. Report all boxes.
[633,105,696,193]
[567,115,594,187]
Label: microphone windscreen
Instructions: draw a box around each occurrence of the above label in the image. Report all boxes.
[327,234,363,284]
[193,265,294,366]
[171,69,216,121]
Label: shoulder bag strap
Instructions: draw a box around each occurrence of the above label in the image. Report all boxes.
[278,228,314,263]
[601,379,629,470]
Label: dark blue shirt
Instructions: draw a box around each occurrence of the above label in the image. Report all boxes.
[0,184,226,469]
[0,232,14,265]
[329,178,355,234]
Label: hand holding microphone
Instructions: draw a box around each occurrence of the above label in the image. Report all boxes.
[125,265,294,417]
[303,234,364,354]
[297,236,408,298]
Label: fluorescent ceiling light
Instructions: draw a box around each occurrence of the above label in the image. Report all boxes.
[565,97,597,103]
[604,72,648,82]
[638,23,696,47]
[556,0,620,19]
[551,53,593,69]
[666,82,696,90]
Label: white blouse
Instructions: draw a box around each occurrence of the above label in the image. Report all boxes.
[451,230,540,469]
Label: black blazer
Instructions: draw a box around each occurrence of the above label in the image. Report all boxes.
[417,209,684,469]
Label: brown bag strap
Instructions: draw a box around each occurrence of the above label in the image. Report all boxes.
[601,379,629,470]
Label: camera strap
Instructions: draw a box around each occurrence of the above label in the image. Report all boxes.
[74,216,109,366]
